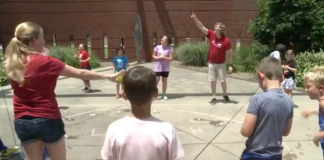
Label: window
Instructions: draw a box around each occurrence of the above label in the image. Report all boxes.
[103,34,108,58]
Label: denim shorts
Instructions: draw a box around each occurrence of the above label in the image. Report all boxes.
[81,66,91,70]
[14,116,66,145]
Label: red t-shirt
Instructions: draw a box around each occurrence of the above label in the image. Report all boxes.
[206,30,231,64]
[78,50,90,67]
[11,54,65,119]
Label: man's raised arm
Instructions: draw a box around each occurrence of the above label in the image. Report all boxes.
[191,11,208,35]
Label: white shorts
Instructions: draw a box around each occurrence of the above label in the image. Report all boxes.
[208,63,226,82]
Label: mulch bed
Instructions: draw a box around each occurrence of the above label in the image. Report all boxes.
[170,61,304,92]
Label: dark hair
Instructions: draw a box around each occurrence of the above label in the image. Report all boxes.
[258,57,283,81]
[164,35,172,45]
[122,66,157,106]
[116,47,125,55]
[275,44,287,55]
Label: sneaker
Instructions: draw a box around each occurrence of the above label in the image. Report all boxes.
[209,98,217,104]
[161,95,168,101]
[0,146,19,159]
[223,95,230,102]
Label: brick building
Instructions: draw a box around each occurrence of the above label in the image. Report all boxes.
[0,0,257,61]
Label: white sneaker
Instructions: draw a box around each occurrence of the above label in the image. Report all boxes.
[161,95,168,101]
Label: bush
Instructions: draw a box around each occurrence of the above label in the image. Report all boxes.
[232,45,258,73]
[249,0,324,53]
[174,42,209,66]
[295,50,324,87]
[0,65,7,86]
[49,46,101,68]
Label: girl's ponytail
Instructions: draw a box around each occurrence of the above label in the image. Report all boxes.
[3,22,42,87]
[4,37,28,87]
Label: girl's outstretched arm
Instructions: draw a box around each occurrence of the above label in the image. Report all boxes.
[60,64,125,82]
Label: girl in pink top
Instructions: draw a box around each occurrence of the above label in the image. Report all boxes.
[101,66,184,160]
[152,35,173,101]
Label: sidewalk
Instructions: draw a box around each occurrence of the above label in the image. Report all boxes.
[0,63,321,160]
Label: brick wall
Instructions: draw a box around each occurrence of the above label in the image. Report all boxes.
[0,0,257,61]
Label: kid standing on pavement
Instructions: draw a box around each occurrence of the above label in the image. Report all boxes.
[302,66,324,156]
[281,49,297,98]
[113,47,129,98]
[76,44,92,93]
[101,66,184,160]
[240,57,294,160]
[152,35,173,101]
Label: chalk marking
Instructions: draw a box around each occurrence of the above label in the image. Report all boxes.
[190,127,195,134]
[190,127,203,135]
[91,129,95,136]
[65,108,114,118]
[283,142,293,154]
[164,108,243,124]
[91,134,106,137]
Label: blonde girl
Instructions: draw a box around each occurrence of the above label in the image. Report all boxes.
[4,22,124,160]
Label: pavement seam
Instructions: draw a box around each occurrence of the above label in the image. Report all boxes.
[193,86,259,160]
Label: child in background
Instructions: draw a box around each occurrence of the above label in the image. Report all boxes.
[240,57,294,160]
[76,44,92,93]
[302,66,324,156]
[269,44,287,63]
[113,47,129,98]
[152,35,173,101]
[101,66,184,160]
[281,50,297,98]
[0,138,19,159]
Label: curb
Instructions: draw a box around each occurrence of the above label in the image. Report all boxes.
[0,62,139,90]
[169,62,306,93]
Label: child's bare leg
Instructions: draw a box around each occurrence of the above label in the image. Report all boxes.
[156,76,160,86]
[116,82,121,97]
[284,89,293,98]
[83,80,91,92]
[121,83,124,93]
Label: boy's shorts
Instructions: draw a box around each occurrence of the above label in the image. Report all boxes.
[81,66,91,70]
[115,71,123,82]
[241,150,282,160]
[207,62,226,82]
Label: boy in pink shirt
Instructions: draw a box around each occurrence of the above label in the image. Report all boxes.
[101,66,184,160]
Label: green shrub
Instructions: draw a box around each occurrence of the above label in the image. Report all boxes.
[49,46,101,68]
[295,50,324,87]
[0,65,7,86]
[175,42,209,66]
[250,41,270,61]
[232,45,258,73]
[230,41,269,73]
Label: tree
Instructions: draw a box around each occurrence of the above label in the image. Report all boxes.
[248,0,324,53]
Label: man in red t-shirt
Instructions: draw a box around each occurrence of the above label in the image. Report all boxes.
[75,44,92,92]
[191,11,233,104]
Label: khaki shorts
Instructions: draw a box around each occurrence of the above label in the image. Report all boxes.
[115,71,123,82]
[208,63,226,82]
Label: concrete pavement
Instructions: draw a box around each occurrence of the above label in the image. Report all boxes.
[0,63,321,160]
